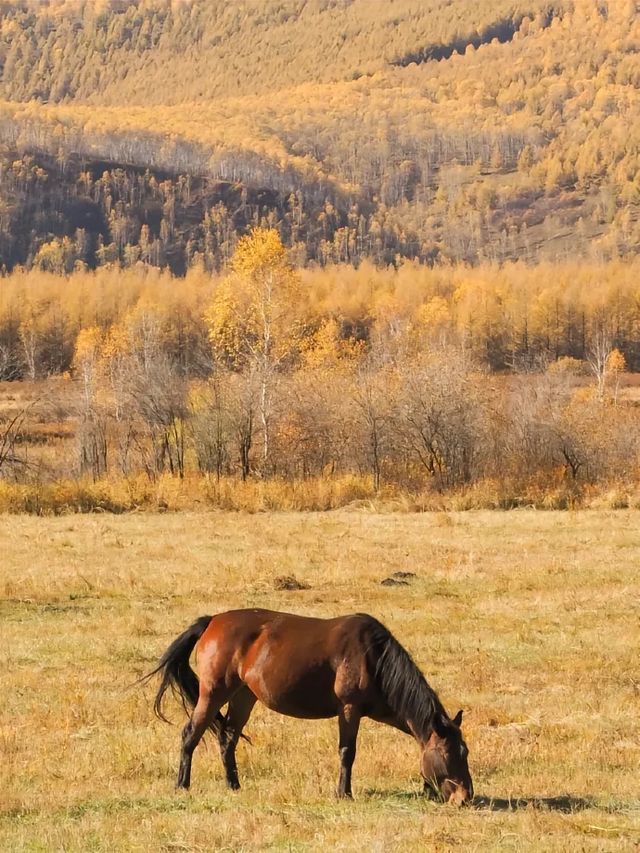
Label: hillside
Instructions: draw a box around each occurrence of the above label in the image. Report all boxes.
[0,0,566,103]
[0,0,638,269]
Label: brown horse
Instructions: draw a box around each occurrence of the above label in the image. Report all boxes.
[145,609,473,803]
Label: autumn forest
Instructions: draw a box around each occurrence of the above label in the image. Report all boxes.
[0,0,639,508]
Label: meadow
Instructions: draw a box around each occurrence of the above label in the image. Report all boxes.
[1,510,639,851]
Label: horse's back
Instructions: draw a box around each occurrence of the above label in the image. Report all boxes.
[199,608,375,663]
[200,608,373,643]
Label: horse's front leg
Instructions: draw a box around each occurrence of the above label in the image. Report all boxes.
[337,704,361,798]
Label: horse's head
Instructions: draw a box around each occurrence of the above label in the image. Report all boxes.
[421,709,473,805]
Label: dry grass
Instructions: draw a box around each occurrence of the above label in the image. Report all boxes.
[1,510,639,851]
[2,473,640,516]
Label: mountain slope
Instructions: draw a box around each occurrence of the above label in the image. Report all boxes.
[0,0,638,269]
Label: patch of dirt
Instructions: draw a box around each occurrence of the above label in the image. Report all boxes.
[273,574,310,591]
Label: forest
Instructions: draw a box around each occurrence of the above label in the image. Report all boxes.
[0,230,638,509]
[0,0,638,268]
[0,0,639,505]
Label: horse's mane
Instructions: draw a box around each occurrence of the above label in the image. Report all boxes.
[362,615,446,737]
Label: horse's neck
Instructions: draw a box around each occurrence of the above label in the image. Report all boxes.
[371,710,413,738]
[401,713,433,745]
[381,702,433,743]
[371,626,444,743]
[399,689,445,745]
[390,713,413,737]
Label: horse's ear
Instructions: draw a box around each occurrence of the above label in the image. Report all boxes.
[452,709,463,727]
[433,713,449,737]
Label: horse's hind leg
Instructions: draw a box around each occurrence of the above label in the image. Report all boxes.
[218,687,257,790]
[337,704,361,798]
[177,686,230,790]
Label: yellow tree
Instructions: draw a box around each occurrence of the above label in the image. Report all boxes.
[606,348,626,405]
[205,228,302,468]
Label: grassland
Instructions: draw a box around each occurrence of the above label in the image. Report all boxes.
[1,510,639,851]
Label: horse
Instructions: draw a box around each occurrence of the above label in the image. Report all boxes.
[144,608,473,803]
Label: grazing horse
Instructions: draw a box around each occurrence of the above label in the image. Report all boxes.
[145,609,473,802]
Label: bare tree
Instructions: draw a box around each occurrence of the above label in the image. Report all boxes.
[229,368,257,481]
[0,406,30,476]
[397,350,485,490]
[587,326,612,401]
[352,365,394,491]
[190,373,233,480]
[74,328,108,480]
[131,355,189,479]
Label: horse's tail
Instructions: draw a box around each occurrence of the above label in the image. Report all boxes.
[143,614,214,723]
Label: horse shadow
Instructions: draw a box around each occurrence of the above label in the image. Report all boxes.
[364,790,595,813]
[473,795,595,813]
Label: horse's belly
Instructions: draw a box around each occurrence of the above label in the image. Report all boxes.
[243,661,340,719]
[262,691,339,719]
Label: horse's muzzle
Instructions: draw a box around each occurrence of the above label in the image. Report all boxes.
[442,779,474,806]
[448,786,473,806]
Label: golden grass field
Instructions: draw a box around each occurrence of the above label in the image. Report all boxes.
[1,510,639,851]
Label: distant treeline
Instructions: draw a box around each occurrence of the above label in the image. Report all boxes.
[1,249,640,382]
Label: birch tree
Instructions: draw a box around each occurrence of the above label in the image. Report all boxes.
[205,228,301,471]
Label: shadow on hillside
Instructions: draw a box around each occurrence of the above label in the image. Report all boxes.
[473,795,594,813]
